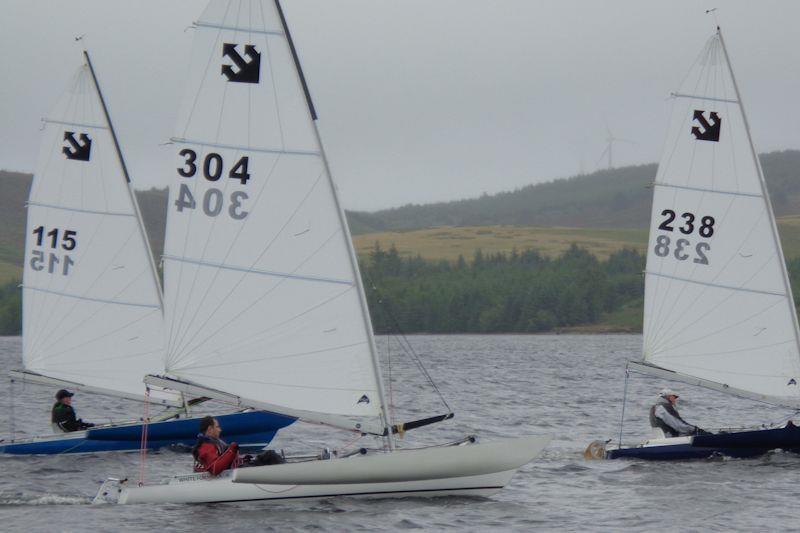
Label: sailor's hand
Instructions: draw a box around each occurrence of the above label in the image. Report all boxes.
[229,442,239,451]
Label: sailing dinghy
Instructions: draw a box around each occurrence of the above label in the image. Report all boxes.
[95,0,550,504]
[1,51,294,455]
[588,27,800,461]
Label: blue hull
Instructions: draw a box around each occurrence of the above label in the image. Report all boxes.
[607,423,800,460]
[0,411,295,455]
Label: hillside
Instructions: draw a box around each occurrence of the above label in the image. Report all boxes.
[349,150,800,233]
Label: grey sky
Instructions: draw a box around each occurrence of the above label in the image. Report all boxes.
[2,1,799,211]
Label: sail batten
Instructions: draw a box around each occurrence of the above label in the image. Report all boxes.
[642,29,800,401]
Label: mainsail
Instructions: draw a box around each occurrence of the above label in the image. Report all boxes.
[639,29,800,405]
[160,0,389,432]
[20,55,180,406]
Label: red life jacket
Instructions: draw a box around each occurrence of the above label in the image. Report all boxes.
[193,437,240,475]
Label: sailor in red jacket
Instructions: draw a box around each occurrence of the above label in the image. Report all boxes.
[192,416,241,475]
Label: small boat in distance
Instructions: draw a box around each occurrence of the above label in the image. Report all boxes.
[587,26,800,460]
[1,50,294,455]
[96,0,550,504]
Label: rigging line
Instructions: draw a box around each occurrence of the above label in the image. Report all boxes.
[169,168,328,361]
[172,282,355,367]
[180,340,368,371]
[363,271,451,412]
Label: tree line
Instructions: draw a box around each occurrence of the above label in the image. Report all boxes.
[6,242,800,335]
[361,244,644,333]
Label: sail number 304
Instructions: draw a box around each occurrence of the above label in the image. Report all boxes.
[654,209,714,265]
[175,149,250,220]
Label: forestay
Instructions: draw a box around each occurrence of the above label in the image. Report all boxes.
[642,30,800,402]
[162,0,385,427]
[22,62,178,405]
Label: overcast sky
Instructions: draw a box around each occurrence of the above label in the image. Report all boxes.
[2,1,800,211]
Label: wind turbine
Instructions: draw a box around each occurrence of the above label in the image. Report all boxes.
[596,124,636,170]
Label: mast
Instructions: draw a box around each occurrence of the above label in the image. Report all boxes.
[83,49,165,313]
[716,26,800,360]
[274,0,394,448]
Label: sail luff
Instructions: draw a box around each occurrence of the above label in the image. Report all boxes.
[82,50,165,314]
[716,27,800,359]
[272,0,393,446]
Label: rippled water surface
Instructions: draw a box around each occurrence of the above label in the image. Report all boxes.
[1,334,798,532]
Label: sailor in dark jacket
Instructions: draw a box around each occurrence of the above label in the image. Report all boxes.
[649,388,707,437]
[51,389,95,432]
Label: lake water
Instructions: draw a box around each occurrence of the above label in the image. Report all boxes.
[0,334,797,532]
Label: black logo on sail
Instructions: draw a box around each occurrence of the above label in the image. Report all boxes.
[789,378,797,386]
[691,110,721,142]
[357,394,370,405]
[62,132,92,161]
[221,43,260,83]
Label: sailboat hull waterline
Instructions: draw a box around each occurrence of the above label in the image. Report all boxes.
[0,410,294,455]
[94,436,550,505]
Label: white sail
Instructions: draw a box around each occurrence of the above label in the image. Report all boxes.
[642,30,800,402]
[161,0,385,426]
[22,61,180,405]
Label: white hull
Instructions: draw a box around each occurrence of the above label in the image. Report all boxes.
[99,436,550,505]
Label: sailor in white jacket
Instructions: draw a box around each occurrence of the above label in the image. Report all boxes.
[649,389,706,437]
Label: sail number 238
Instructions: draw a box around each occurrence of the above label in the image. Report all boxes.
[175,149,250,220]
[654,209,715,265]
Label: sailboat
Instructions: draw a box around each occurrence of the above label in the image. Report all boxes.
[1,50,294,454]
[588,27,800,460]
[94,0,550,504]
